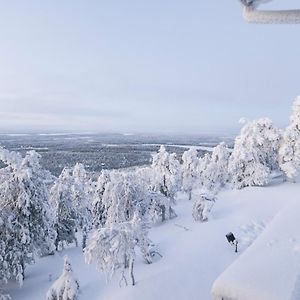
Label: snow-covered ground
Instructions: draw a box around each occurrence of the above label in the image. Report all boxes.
[6,178,299,300]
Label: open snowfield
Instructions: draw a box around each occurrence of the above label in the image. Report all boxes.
[7,178,299,300]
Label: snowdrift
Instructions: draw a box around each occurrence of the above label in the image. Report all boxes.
[212,199,300,300]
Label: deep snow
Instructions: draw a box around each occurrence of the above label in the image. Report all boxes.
[6,179,299,300]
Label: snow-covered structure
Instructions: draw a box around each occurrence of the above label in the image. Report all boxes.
[240,0,300,24]
[212,199,300,300]
[46,256,79,300]
[279,97,300,181]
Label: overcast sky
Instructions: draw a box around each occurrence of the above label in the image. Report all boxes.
[0,0,299,135]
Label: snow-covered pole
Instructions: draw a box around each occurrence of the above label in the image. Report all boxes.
[244,7,300,24]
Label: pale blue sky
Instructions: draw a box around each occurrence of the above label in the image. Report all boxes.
[0,0,299,134]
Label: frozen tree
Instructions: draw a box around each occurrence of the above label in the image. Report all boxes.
[181,148,199,200]
[239,0,300,24]
[85,213,152,286]
[71,163,92,250]
[103,172,150,227]
[195,153,211,189]
[46,256,79,300]
[0,291,10,300]
[146,191,175,223]
[201,143,231,193]
[151,146,181,199]
[92,170,111,228]
[279,97,300,181]
[0,149,56,286]
[149,146,180,219]
[192,192,216,222]
[50,168,77,250]
[229,118,281,189]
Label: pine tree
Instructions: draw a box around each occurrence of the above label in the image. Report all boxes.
[46,256,79,300]
[202,143,231,193]
[279,97,300,181]
[0,149,56,286]
[92,170,111,228]
[192,192,216,222]
[229,118,281,189]
[71,163,92,250]
[150,146,180,219]
[181,148,199,200]
[50,168,77,250]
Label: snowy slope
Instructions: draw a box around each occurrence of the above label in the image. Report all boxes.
[7,180,299,300]
[212,191,300,300]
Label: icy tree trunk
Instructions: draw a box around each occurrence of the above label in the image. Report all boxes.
[244,7,300,24]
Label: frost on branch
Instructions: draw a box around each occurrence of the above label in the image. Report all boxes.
[46,256,79,300]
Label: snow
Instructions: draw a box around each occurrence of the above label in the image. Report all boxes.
[212,184,300,300]
[6,178,300,300]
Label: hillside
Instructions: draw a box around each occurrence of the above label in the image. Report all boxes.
[7,177,298,300]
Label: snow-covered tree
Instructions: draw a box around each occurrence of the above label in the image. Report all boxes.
[46,256,79,300]
[279,97,300,181]
[0,149,56,285]
[92,170,111,228]
[50,168,77,250]
[197,153,212,188]
[0,291,11,300]
[85,213,152,286]
[151,146,181,199]
[71,163,92,249]
[229,118,281,189]
[181,148,199,200]
[192,192,216,222]
[149,146,180,220]
[202,143,231,193]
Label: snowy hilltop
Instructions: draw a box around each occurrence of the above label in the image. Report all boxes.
[1,96,300,300]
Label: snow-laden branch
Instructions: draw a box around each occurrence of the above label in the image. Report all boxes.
[244,7,300,24]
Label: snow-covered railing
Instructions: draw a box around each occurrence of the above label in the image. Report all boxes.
[244,7,300,24]
[211,199,300,300]
[240,0,300,24]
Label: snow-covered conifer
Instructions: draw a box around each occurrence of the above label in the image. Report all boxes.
[71,163,92,249]
[0,149,56,285]
[279,97,300,181]
[229,118,281,189]
[149,146,180,219]
[181,148,199,200]
[50,168,77,250]
[202,143,231,193]
[192,192,216,222]
[46,256,79,300]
